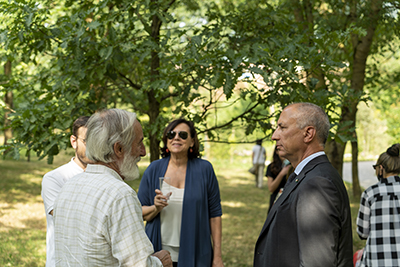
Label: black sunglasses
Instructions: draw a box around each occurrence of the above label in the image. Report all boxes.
[372,164,379,170]
[167,130,189,140]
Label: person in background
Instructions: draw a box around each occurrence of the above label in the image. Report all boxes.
[266,146,291,213]
[254,102,353,267]
[252,139,266,188]
[138,118,224,267]
[41,115,90,267]
[356,143,400,267]
[53,109,172,267]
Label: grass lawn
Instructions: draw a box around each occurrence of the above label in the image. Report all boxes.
[0,152,366,266]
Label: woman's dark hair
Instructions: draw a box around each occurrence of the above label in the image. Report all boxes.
[376,143,400,174]
[160,118,200,159]
[270,147,283,176]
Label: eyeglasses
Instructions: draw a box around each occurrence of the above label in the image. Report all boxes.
[167,131,189,140]
[372,164,379,170]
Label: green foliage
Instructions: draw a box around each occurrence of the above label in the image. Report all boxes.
[2,0,398,162]
[0,0,339,161]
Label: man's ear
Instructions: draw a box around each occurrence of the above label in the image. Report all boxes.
[303,126,316,143]
[114,142,124,159]
[70,135,77,149]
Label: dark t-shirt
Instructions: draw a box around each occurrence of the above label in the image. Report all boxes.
[266,164,287,213]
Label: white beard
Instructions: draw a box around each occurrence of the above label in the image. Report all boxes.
[118,152,141,181]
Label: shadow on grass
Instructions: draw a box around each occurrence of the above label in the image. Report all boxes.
[216,168,270,267]
[0,152,76,208]
[0,228,46,267]
[0,162,46,206]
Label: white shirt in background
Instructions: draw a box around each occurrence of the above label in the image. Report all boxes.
[252,145,266,164]
[41,158,83,267]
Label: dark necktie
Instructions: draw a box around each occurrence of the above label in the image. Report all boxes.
[283,172,297,190]
[288,172,297,183]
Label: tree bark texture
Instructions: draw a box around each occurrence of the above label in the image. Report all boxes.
[351,136,361,200]
[148,5,162,162]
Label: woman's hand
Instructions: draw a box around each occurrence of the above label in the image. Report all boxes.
[279,165,291,176]
[142,189,172,222]
[212,256,224,267]
[267,164,292,193]
[154,189,170,212]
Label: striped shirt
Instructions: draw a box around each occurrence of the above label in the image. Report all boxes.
[54,164,162,266]
[356,175,400,267]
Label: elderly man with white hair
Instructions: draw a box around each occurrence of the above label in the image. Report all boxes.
[53,109,172,267]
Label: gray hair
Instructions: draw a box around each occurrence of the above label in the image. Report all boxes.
[288,102,330,146]
[85,109,137,163]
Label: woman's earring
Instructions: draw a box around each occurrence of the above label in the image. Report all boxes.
[189,147,193,153]
[166,148,169,153]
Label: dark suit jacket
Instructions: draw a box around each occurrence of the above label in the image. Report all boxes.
[254,155,353,267]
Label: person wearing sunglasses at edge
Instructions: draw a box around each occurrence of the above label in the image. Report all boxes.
[138,118,224,267]
[355,143,400,267]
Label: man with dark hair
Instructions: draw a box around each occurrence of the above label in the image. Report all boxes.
[41,116,90,267]
[54,109,172,266]
[254,103,353,267]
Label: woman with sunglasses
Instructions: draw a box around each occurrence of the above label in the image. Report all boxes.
[356,143,400,267]
[138,118,224,267]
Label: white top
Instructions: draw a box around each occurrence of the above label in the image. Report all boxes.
[53,164,162,267]
[160,184,184,262]
[41,158,83,267]
[252,144,266,164]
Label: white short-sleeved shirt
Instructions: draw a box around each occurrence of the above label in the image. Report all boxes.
[252,145,266,164]
[41,158,83,267]
[53,164,162,266]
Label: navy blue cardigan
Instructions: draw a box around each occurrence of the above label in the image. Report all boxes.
[138,157,222,266]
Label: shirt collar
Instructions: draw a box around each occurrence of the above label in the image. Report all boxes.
[294,151,325,175]
[85,164,123,181]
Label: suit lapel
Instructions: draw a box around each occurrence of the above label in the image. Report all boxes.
[258,155,330,237]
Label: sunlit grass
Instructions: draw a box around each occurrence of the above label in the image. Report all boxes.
[0,151,365,266]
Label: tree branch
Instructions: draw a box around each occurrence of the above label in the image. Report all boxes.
[198,102,261,134]
[117,71,142,90]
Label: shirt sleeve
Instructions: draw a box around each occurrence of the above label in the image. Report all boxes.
[107,192,162,267]
[206,162,223,218]
[41,173,63,214]
[356,190,370,239]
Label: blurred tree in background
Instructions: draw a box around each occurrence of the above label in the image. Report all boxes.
[1,0,399,197]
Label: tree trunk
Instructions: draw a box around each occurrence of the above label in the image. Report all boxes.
[351,136,361,200]
[3,60,13,157]
[327,0,382,195]
[325,138,346,177]
[148,5,162,162]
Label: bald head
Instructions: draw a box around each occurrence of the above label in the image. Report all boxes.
[287,103,330,147]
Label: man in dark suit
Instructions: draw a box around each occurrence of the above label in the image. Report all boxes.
[254,102,353,267]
